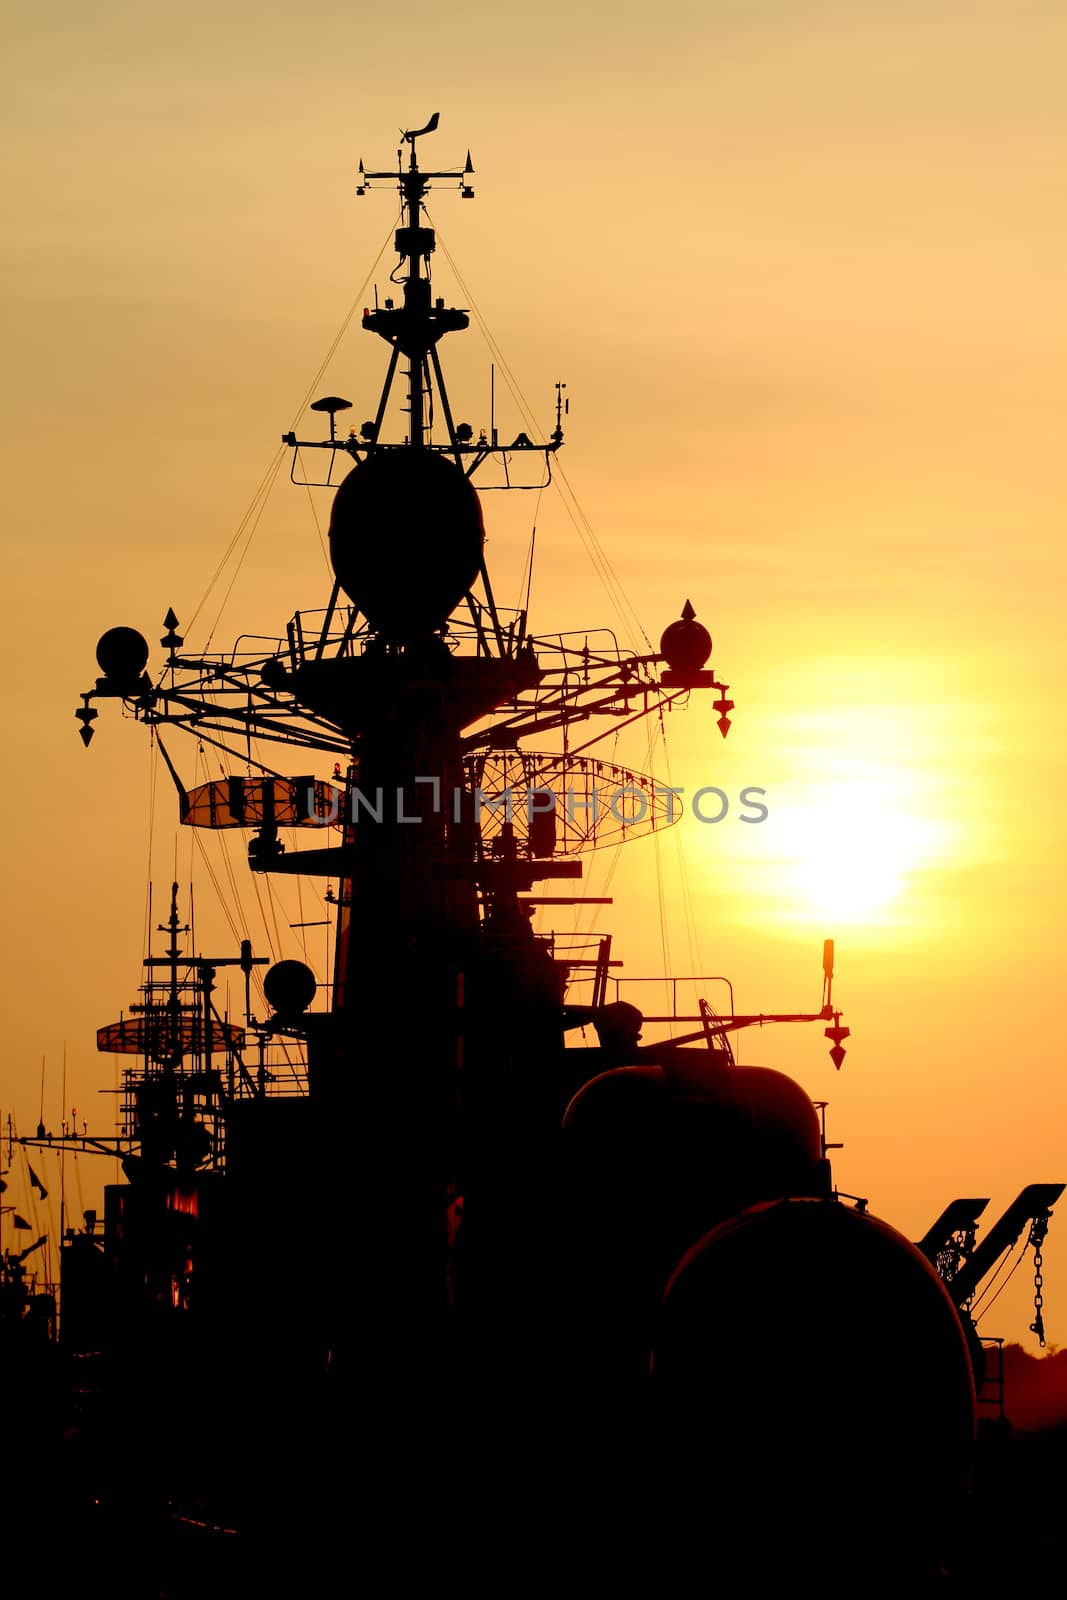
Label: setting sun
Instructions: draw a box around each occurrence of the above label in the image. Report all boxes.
[704,654,992,941]
[771,776,946,926]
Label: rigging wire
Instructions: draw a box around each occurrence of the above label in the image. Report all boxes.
[192,825,298,1075]
[971,1242,1028,1323]
[191,829,244,949]
[261,874,288,975]
[72,1142,85,1230]
[188,770,198,922]
[654,705,706,995]
[513,489,542,618]
[969,1246,1014,1316]
[577,843,625,944]
[571,728,625,946]
[428,215,699,1027]
[143,700,331,1084]
[249,735,309,976]
[304,482,333,580]
[430,218,653,655]
[201,461,287,652]
[295,870,309,965]
[191,820,303,1075]
[644,715,675,1032]
[180,738,303,1078]
[143,738,159,969]
[185,220,399,646]
[187,449,285,645]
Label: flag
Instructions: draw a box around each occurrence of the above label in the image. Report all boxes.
[28,1164,48,1200]
[13,1214,31,1230]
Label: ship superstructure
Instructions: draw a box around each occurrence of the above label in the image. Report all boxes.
[42,117,1062,1584]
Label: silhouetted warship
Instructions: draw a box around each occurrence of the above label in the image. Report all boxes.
[25,115,1062,1587]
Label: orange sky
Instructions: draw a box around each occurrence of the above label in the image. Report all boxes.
[3,3,1066,1350]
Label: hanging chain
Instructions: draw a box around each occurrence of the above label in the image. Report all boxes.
[1029,1211,1050,1347]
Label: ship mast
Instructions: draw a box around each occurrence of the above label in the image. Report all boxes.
[74,121,856,1109]
[368,112,457,450]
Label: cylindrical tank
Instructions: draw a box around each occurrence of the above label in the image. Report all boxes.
[562,1057,825,1262]
[328,450,484,637]
[557,1057,826,1406]
[652,1197,976,1580]
[553,1055,975,1579]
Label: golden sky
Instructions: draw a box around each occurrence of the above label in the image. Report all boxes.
[3,2,1066,1347]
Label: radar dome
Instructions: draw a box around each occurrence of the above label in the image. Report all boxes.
[264,960,317,1017]
[659,601,711,677]
[329,451,484,637]
[96,627,150,688]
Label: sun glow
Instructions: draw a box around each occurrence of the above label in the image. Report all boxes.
[770,778,945,926]
[706,660,986,939]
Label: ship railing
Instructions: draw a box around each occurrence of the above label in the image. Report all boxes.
[163,611,639,685]
[524,627,634,673]
[278,603,539,667]
[116,1052,309,1151]
[230,1040,310,1099]
[170,633,291,671]
[604,974,738,1024]
[554,968,737,1025]
[547,934,615,970]
[274,610,633,673]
